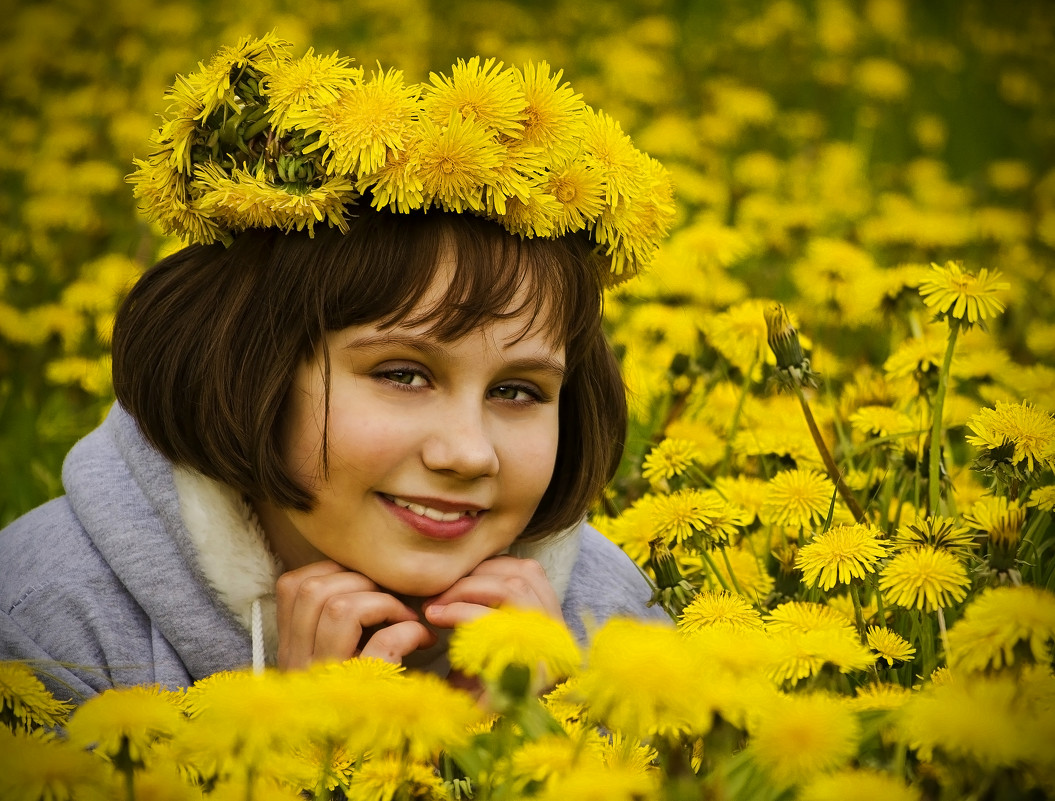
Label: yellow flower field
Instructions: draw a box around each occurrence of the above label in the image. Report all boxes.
[2,0,1054,799]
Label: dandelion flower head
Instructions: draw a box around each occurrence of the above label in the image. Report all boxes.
[760,468,836,529]
[918,260,1009,326]
[966,401,1055,474]
[748,692,861,787]
[448,606,581,685]
[679,590,764,633]
[878,545,970,612]
[65,685,185,765]
[0,662,73,732]
[796,523,889,590]
[866,626,916,667]
[945,585,1055,673]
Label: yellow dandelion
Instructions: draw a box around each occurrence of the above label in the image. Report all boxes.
[766,601,856,634]
[702,298,775,377]
[882,328,948,381]
[866,626,916,666]
[496,181,562,237]
[918,260,1009,326]
[514,61,586,158]
[760,468,836,529]
[849,405,916,439]
[259,49,362,131]
[748,692,861,787]
[190,33,290,120]
[357,672,482,760]
[713,475,769,524]
[800,768,921,801]
[193,164,356,235]
[534,761,658,801]
[679,589,764,633]
[423,56,524,139]
[415,111,504,212]
[896,673,1035,767]
[963,494,1027,548]
[966,401,1055,474]
[577,619,708,737]
[0,729,113,801]
[483,140,541,216]
[1027,485,1055,511]
[509,731,599,784]
[796,523,889,590]
[894,515,976,558]
[179,670,316,766]
[768,627,875,684]
[593,153,676,276]
[292,67,419,176]
[599,493,664,565]
[651,488,750,545]
[345,755,443,801]
[448,607,580,685]
[65,685,186,765]
[878,545,970,612]
[358,138,425,214]
[946,585,1055,673]
[0,663,72,731]
[848,682,913,712]
[580,108,643,209]
[543,157,606,234]
[854,57,911,102]
[642,437,703,487]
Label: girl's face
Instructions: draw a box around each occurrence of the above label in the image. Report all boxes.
[257,261,564,597]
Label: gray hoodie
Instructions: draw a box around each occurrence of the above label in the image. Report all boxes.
[0,404,664,702]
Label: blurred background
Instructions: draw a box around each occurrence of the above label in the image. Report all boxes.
[2,0,1053,524]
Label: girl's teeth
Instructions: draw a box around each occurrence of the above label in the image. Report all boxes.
[390,496,476,522]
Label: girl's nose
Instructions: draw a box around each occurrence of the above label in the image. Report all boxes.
[421,404,500,479]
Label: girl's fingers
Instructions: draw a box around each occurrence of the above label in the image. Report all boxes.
[424,557,564,628]
[359,620,438,664]
[309,591,420,665]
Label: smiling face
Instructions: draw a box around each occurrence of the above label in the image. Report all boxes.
[255,260,565,597]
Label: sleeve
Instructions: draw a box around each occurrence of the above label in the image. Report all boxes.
[560,524,671,644]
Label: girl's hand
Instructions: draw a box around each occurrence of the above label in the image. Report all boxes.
[422,555,564,630]
[275,560,437,669]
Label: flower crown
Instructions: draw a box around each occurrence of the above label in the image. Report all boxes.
[129,34,676,281]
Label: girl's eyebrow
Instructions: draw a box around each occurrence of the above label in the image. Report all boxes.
[345,332,567,378]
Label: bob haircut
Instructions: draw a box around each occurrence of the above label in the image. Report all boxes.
[112,205,627,541]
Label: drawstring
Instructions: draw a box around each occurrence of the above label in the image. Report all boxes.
[251,598,264,674]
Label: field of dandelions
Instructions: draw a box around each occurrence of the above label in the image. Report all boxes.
[3,0,1055,799]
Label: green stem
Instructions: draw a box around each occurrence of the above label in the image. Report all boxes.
[719,546,745,596]
[700,549,731,592]
[719,362,756,476]
[794,384,868,524]
[850,583,868,642]
[936,606,949,662]
[872,577,888,629]
[929,322,960,514]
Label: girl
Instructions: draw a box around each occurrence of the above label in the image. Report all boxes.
[0,36,675,701]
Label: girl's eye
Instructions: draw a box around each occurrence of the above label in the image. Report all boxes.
[379,368,428,388]
[490,384,542,403]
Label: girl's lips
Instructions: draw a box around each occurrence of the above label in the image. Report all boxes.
[379,493,485,540]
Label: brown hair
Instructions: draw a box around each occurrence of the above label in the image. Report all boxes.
[112,207,626,540]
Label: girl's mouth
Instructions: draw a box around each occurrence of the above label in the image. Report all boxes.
[382,494,482,522]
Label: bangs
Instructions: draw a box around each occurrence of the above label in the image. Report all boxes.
[316,208,603,363]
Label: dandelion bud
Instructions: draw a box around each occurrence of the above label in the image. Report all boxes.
[764,303,805,370]
[764,303,818,390]
[647,538,696,614]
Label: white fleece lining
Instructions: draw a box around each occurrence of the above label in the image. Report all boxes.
[172,468,282,662]
[172,467,583,668]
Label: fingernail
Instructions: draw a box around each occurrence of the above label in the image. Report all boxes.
[426,604,445,618]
